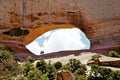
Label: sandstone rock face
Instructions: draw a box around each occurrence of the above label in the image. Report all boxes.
[56,70,74,80]
[0,0,120,52]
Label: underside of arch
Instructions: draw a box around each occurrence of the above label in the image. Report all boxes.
[24,24,80,45]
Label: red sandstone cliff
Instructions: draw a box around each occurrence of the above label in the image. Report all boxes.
[0,0,120,57]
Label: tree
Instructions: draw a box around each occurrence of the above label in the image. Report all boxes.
[0,44,21,79]
[68,58,81,72]
[54,61,62,70]
[40,74,49,80]
[67,58,86,73]
[46,65,56,80]
[22,61,34,76]
[98,67,111,79]
[109,50,118,57]
[109,70,120,80]
[75,68,86,75]
[75,75,86,80]
[27,56,35,63]
[88,64,112,80]
[90,64,100,77]
[27,69,42,80]
[36,59,47,74]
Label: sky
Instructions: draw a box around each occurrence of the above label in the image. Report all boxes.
[26,28,90,55]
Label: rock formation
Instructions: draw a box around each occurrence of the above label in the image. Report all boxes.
[56,70,74,80]
[87,59,120,68]
[0,0,120,56]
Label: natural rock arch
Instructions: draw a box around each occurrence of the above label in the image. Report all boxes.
[0,0,120,54]
[24,24,81,45]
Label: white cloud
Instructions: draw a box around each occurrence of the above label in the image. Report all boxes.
[42,28,88,53]
[41,31,52,37]
[26,41,41,55]
[26,28,90,55]
[35,30,52,40]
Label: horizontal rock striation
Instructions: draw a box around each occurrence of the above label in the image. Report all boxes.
[0,0,120,55]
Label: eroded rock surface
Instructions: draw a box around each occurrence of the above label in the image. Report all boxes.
[56,70,74,80]
[0,0,120,55]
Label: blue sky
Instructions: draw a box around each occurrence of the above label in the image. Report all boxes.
[26,28,90,55]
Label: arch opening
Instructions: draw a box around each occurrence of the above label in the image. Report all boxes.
[25,27,90,55]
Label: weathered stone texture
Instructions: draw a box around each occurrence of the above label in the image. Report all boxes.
[0,0,120,50]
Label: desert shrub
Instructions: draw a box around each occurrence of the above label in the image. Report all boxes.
[75,68,86,75]
[75,75,86,80]
[109,50,118,57]
[46,65,56,80]
[0,44,21,79]
[87,65,101,80]
[27,56,35,63]
[40,74,49,80]
[22,61,35,76]
[67,58,86,73]
[34,59,58,80]
[88,64,112,80]
[36,59,47,74]
[0,50,12,60]
[92,54,101,60]
[61,64,71,71]
[87,73,94,80]
[27,68,42,80]
[54,61,62,70]
[109,70,120,80]
[98,67,111,79]
[67,58,81,72]
[0,44,5,50]
[91,64,100,77]
[80,64,87,70]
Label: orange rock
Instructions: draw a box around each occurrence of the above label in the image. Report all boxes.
[0,0,120,55]
[56,70,74,80]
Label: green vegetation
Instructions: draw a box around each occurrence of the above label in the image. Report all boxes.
[22,61,35,76]
[61,64,71,71]
[88,64,120,80]
[75,75,86,80]
[27,56,35,63]
[36,59,47,74]
[40,74,49,80]
[27,68,42,80]
[67,58,86,73]
[75,68,86,75]
[0,43,120,80]
[0,44,5,49]
[36,59,56,80]
[92,54,101,60]
[109,50,118,57]
[54,61,62,70]
[0,44,20,79]
[67,58,81,73]
[46,65,56,80]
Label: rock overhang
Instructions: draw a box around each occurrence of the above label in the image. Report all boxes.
[0,0,120,53]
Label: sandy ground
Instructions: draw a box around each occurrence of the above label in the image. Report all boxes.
[34,52,120,71]
[44,52,120,64]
